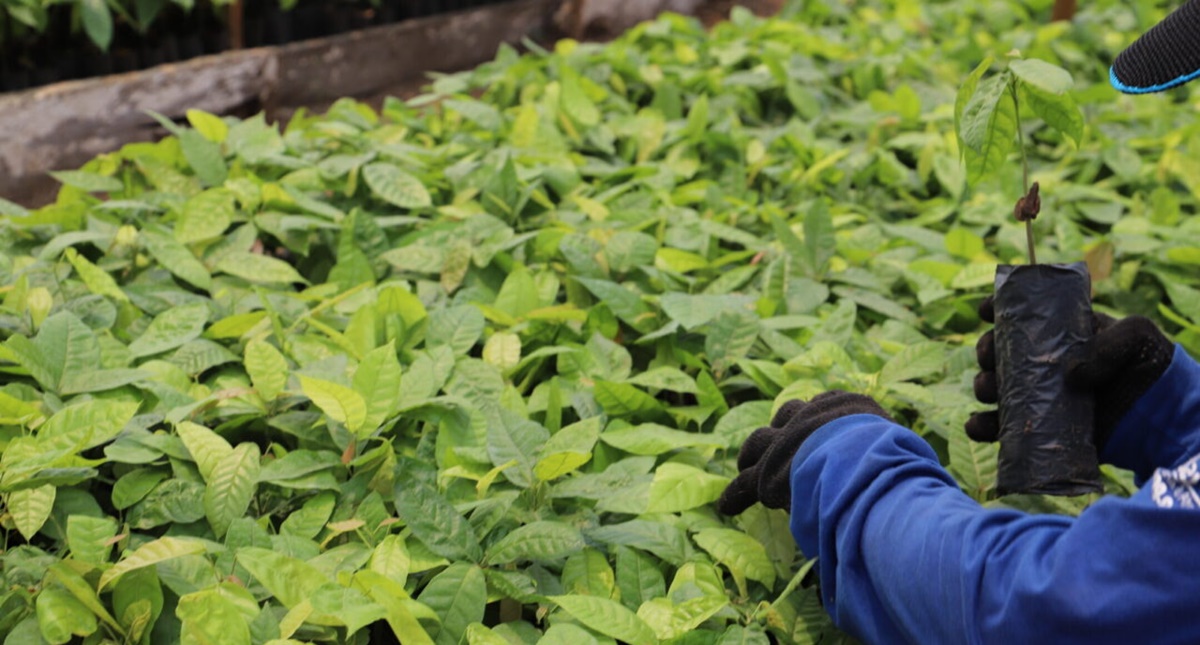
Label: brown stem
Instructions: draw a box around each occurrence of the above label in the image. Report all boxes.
[229,0,245,50]
[1051,0,1077,21]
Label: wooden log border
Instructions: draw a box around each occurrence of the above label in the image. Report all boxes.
[0,0,557,207]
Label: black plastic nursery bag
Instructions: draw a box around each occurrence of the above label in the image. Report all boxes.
[993,262,1103,496]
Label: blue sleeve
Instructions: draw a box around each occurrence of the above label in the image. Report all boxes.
[1101,344,1200,482]
[790,414,1200,645]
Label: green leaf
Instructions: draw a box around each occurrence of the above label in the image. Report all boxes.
[140,226,212,290]
[299,375,368,433]
[393,478,482,561]
[560,67,600,127]
[616,546,665,610]
[50,170,122,192]
[949,423,999,500]
[47,562,124,635]
[180,130,228,186]
[486,411,549,487]
[310,584,386,634]
[37,586,98,644]
[79,0,113,49]
[959,70,1017,186]
[354,342,403,432]
[363,163,432,209]
[1008,58,1073,94]
[237,547,330,608]
[177,588,252,645]
[245,339,288,402]
[187,109,230,143]
[427,305,486,355]
[176,421,233,483]
[879,342,946,385]
[100,537,208,590]
[66,515,118,567]
[534,417,601,481]
[704,309,759,375]
[129,302,209,357]
[601,423,723,455]
[280,490,337,539]
[637,595,728,642]
[549,595,658,645]
[482,331,521,371]
[113,469,168,510]
[65,247,128,302]
[693,529,776,593]
[203,442,260,537]
[176,189,234,244]
[646,463,729,513]
[626,367,698,393]
[417,563,487,645]
[484,521,585,565]
[1021,84,1084,146]
[216,253,308,285]
[10,485,55,540]
[593,381,661,417]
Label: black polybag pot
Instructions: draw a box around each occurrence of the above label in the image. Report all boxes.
[993,262,1103,496]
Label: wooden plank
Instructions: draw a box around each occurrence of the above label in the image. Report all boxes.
[0,49,275,207]
[271,0,558,109]
[0,0,558,207]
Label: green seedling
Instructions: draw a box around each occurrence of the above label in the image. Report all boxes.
[955,54,1085,264]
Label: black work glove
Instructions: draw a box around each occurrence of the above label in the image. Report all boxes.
[964,295,1174,453]
[718,391,892,516]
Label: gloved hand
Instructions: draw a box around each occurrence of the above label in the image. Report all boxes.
[964,295,1174,453]
[718,391,892,516]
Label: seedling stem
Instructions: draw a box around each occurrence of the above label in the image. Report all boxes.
[1011,81,1037,265]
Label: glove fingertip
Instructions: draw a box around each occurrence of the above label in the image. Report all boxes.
[976,330,995,370]
[979,295,995,323]
[964,411,1000,443]
[973,371,998,404]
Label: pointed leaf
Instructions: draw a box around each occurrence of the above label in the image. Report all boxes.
[203,442,261,537]
[364,163,432,209]
[549,595,658,645]
[299,375,368,433]
[100,537,208,590]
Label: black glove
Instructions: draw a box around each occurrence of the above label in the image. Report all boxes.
[718,391,892,516]
[964,295,1174,452]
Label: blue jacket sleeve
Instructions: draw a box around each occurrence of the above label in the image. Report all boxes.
[1101,344,1200,481]
[790,413,1200,645]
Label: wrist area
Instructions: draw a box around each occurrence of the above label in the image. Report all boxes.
[1102,344,1200,480]
[787,414,931,550]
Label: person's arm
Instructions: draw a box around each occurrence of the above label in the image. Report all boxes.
[791,413,1200,644]
[1102,344,1200,481]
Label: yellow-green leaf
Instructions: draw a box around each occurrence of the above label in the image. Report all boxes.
[299,375,367,433]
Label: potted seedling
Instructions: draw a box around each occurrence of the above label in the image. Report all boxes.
[956,54,1102,496]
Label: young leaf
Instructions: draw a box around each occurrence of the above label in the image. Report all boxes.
[646,463,729,513]
[237,547,330,608]
[176,189,234,244]
[299,375,368,434]
[66,515,118,567]
[64,248,128,302]
[417,563,487,645]
[100,537,208,590]
[128,302,209,357]
[693,529,776,594]
[1008,58,1073,95]
[203,442,261,538]
[37,587,99,644]
[548,595,658,645]
[10,485,55,540]
[484,521,585,565]
[216,253,308,285]
[878,342,947,385]
[50,170,122,193]
[245,339,289,402]
[958,70,1017,186]
[393,478,482,562]
[1021,84,1084,146]
[363,163,432,209]
[354,342,403,432]
[175,421,233,483]
[177,588,252,645]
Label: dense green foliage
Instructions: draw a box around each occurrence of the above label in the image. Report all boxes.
[1,0,1197,642]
